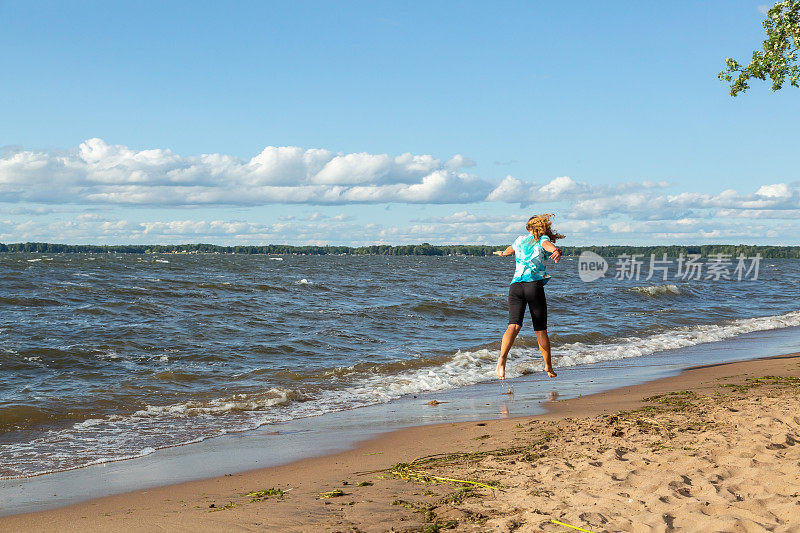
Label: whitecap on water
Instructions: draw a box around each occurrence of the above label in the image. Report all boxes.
[628,284,680,297]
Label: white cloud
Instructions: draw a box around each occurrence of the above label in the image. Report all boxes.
[715,208,800,219]
[539,176,586,197]
[2,206,58,215]
[444,154,476,170]
[0,139,491,205]
[3,139,800,245]
[564,183,800,221]
[7,206,799,247]
[3,140,798,224]
[756,183,794,198]
[486,175,671,204]
[2,208,797,246]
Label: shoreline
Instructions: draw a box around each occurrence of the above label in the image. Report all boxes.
[5,316,798,504]
[3,351,799,531]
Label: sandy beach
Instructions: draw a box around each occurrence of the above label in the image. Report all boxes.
[3,353,800,532]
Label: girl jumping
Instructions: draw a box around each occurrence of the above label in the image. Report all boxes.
[493,214,564,380]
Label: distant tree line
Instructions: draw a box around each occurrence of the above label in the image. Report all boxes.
[0,242,495,256]
[560,245,800,259]
[1,242,799,258]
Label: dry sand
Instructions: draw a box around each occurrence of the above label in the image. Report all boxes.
[3,354,800,532]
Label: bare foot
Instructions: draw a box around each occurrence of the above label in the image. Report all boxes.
[495,360,506,380]
[545,368,557,378]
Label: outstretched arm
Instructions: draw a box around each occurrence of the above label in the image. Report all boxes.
[542,240,562,263]
[493,246,514,256]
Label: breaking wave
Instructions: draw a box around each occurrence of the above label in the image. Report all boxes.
[628,284,681,297]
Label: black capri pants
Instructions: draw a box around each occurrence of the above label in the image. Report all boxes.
[508,280,547,331]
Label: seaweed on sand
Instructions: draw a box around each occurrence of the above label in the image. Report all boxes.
[319,489,346,498]
[242,487,284,502]
[391,499,459,531]
[383,462,502,491]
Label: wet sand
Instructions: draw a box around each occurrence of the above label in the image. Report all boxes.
[2,353,800,532]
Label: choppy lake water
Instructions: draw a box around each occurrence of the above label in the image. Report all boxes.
[2,253,799,477]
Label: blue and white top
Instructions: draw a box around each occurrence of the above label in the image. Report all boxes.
[511,234,551,284]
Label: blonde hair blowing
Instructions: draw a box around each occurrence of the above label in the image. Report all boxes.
[525,213,565,243]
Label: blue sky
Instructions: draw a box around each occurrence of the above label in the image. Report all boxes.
[1,1,798,245]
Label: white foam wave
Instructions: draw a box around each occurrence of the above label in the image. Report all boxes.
[269,257,284,261]
[328,309,800,404]
[296,278,311,285]
[628,284,680,296]
[154,259,170,263]
[2,442,169,480]
[72,416,122,429]
[134,387,298,417]
[229,310,800,428]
